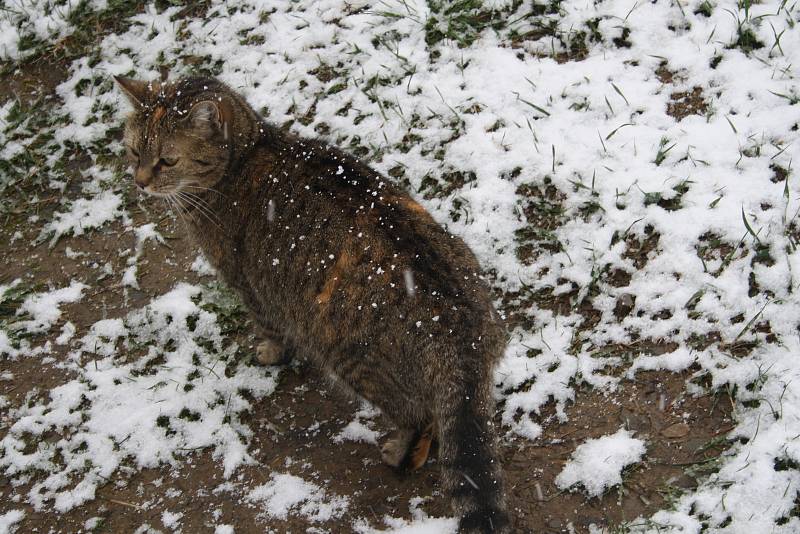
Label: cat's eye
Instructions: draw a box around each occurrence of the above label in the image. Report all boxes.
[159,157,178,167]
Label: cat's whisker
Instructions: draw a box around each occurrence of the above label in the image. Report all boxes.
[176,191,225,232]
[179,189,218,213]
[164,195,182,222]
[167,194,193,230]
[182,184,228,198]
[176,190,220,223]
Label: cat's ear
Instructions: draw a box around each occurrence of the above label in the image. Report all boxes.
[114,76,152,107]
[187,99,232,139]
[188,101,220,132]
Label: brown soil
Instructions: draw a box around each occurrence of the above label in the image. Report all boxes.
[0,59,68,104]
[656,63,709,121]
[667,87,708,121]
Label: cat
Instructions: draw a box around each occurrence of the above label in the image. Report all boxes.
[115,75,510,533]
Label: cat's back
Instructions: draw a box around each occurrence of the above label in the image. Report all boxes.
[234,130,504,364]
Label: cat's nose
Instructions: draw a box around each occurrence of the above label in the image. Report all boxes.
[134,167,152,190]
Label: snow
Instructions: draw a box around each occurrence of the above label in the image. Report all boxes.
[246,473,349,522]
[334,403,382,444]
[123,223,165,288]
[334,419,381,445]
[42,190,123,247]
[354,497,458,533]
[0,279,21,301]
[161,510,183,531]
[0,510,24,534]
[555,428,647,498]
[0,284,279,512]
[84,517,103,531]
[55,321,76,345]
[191,255,216,276]
[15,282,88,334]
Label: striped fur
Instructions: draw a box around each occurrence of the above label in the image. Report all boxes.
[117,76,511,532]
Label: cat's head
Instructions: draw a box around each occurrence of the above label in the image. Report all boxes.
[115,76,235,197]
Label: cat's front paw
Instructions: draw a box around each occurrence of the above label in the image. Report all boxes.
[255,338,287,365]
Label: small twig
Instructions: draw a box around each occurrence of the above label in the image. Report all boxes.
[98,495,143,510]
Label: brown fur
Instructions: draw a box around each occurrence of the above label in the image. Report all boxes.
[115,75,510,533]
[409,423,435,470]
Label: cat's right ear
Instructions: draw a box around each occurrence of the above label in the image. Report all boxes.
[114,76,151,107]
[186,100,231,139]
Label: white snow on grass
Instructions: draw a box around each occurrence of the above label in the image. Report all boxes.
[555,428,646,497]
[0,283,279,512]
[42,189,123,247]
[0,0,110,61]
[354,497,458,533]
[190,254,216,277]
[246,473,349,523]
[0,509,25,534]
[84,516,104,531]
[15,281,88,334]
[0,279,22,301]
[123,223,165,289]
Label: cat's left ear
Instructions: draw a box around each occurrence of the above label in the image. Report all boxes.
[114,76,154,107]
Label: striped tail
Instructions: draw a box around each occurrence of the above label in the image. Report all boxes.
[437,394,510,533]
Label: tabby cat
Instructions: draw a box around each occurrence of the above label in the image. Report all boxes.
[115,75,510,533]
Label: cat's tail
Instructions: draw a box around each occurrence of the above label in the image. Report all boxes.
[437,387,510,533]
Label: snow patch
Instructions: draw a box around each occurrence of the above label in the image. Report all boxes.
[246,473,349,522]
[16,281,88,334]
[43,190,123,247]
[555,428,646,497]
[0,509,25,533]
[190,254,216,276]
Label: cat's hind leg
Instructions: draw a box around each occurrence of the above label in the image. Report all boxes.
[252,322,294,365]
[255,337,293,365]
[381,428,415,467]
[381,423,435,470]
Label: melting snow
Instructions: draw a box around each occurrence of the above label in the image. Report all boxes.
[0,510,25,534]
[246,473,349,522]
[15,281,88,334]
[555,428,646,497]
